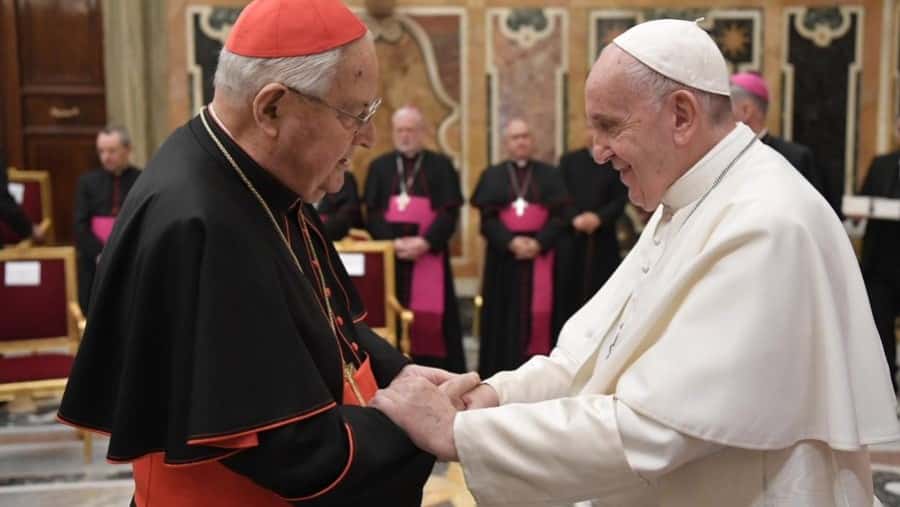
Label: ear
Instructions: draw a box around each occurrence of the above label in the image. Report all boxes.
[670,90,700,147]
[251,83,288,138]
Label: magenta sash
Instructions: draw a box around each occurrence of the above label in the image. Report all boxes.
[91,216,116,245]
[384,195,446,357]
[499,203,553,356]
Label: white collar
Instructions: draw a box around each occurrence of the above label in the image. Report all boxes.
[662,123,755,210]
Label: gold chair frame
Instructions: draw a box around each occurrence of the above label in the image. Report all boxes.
[334,240,413,355]
[6,167,54,245]
[0,246,91,462]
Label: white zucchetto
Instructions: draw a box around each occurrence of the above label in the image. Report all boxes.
[613,19,731,96]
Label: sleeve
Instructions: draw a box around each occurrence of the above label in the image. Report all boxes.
[595,176,628,226]
[0,164,32,238]
[363,162,395,240]
[616,402,722,482]
[533,167,569,252]
[322,177,362,241]
[483,347,579,404]
[472,169,515,252]
[422,163,463,251]
[222,405,435,506]
[353,323,410,386]
[454,395,648,506]
[556,155,579,224]
[480,208,515,253]
[73,176,103,262]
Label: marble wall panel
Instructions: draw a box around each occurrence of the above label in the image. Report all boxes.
[486,8,568,166]
[783,7,863,200]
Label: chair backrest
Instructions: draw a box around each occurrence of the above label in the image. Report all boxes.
[0,246,78,353]
[334,240,398,345]
[1,168,54,244]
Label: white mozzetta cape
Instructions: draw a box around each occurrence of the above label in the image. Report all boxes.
[455,124,900,506]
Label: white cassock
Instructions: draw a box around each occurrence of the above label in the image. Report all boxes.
[454,123,900,507]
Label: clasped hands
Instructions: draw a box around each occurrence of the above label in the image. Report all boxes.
[370,365,498,462]
[394,236,430,260]
[508,236,541,259]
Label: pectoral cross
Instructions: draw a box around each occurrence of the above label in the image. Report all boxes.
[513,197,528,217]
[397,192,410,212]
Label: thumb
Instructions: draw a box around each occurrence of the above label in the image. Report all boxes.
[439,372,481,400]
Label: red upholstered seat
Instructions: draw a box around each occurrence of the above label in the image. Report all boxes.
[348,251,386,327]
[0,354,73,383]
[0,180,43,244]
[0,258,68,341]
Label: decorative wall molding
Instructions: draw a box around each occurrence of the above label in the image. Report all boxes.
[486,8,569,165]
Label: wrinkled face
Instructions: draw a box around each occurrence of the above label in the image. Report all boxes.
[585,46,674,211]
[269,37,379,202]
[96,132,131,173]
[392,110,424,156]
[505,120,534,161]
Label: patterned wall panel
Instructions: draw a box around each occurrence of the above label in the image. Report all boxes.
[588,9,762,72]
[486,8,569,165]
[782,7,863,199]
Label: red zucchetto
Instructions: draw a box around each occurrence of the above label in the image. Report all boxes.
[225,0,367,58]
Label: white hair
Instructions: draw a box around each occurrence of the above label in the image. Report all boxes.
[622,56,732,125]
[730,84,769,115]
[213,32,373,101]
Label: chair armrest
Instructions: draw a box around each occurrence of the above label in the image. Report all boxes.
[387,295,414,356]
[472,295,483,339]
[69,302,86,339]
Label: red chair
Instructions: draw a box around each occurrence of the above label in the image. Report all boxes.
[334,240,413,354]
[1,168,53,245]
[0,246,91,461]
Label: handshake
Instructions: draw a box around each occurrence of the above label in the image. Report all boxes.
[370,365,497,462]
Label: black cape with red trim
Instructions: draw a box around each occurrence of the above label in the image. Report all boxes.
[59,111,433,505]
[471,160,569,378]
[364,149,466,372]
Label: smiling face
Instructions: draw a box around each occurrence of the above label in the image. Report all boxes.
[265,36,380,202]
[585,45,677,211]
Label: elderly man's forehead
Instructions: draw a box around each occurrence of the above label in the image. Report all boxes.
[393,108,424,127]
[505,120,530,137]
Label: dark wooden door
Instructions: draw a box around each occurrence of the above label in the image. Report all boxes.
[1,0,105,243]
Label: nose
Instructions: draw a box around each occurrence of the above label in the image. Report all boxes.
[356,120,376,149]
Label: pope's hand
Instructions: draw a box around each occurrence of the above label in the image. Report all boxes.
[462,383,499,409]
[371,377,460,461]
[437,372,481,410]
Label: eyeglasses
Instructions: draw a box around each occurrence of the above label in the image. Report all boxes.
[283,84,381,133]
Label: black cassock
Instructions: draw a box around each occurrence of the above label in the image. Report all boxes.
[859,150,900,393]
[315,172,362,241]
[73,166,140,310]
[364,150,466,372]
[471,160,569,378]
[59,110,434,506]
[555,148,627,323]
[0,151,32,246]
